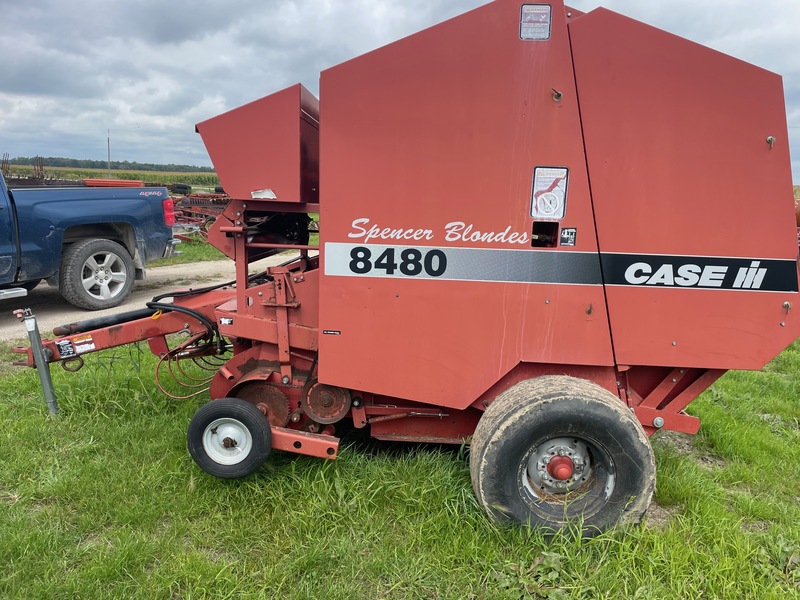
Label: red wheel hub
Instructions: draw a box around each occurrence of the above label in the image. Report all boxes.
[547,456,574,481]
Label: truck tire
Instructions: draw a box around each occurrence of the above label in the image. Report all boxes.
[470,376,655,537]
[187,398,272,479]
[59,238,135,310]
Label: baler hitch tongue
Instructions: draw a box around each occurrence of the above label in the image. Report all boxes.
[52,307,159,337]
[13,308,59,416]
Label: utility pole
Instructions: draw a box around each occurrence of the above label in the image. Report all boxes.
[107,129,111,177]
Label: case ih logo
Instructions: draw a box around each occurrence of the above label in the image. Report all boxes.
[624,261,766,289]
[602,254,799,292]
[139,190,163,197]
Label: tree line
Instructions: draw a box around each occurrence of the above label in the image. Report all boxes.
[6,156,215,173]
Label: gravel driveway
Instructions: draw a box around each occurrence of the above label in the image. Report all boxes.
[0,255,294,342]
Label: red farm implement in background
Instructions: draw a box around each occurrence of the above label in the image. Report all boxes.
[172,193,231,241]
[13,0,799,536]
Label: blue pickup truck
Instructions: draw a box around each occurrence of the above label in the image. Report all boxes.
[0,173,177,309]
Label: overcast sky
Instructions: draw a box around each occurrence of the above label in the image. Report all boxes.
[1,0,798,181]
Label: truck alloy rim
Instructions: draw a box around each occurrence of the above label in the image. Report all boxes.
[82,252,128,300]
[202,417,253,465]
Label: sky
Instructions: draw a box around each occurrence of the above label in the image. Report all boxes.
[1,0,798,181]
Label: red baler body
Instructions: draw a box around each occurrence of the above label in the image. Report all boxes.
[201,0,799,435]
[24,0,797,451]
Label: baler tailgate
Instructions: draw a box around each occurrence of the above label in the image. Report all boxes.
[570,8,800,370]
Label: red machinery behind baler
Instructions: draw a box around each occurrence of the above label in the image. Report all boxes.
[15,1,798,535]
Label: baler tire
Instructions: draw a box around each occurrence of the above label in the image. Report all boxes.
[469,375,655,537]
[187,398,272,479]
[59,238,135,310]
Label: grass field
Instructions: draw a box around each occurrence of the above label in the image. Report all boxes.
[5,164,220,187]
[2,332,800,598]
[150,236,227,266]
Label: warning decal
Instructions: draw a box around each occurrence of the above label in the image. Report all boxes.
[73,335,96,354]
[56,339,76,358]
[560,228,577,247]
[531,167,568,220]
[520,5,552,41]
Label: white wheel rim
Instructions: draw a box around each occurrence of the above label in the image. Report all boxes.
[81,251,128,300]
[202,417,253,465]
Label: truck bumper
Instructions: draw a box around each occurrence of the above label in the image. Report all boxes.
[163,238,181,258]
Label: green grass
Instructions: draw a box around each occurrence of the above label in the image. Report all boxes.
[150,234,317,268]
[150,236,227,267]
[3,339,800,598]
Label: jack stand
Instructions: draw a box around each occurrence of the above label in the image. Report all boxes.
[14,308,59,416]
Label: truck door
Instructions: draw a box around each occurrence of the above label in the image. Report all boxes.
[0,176,18,284]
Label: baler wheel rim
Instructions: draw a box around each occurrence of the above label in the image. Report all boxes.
[187,398,272,479]
[201,417,254,465]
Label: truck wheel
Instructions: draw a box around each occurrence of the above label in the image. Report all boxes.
[470,376,655,537]
[187,398,272,479]
[60,238,135,310]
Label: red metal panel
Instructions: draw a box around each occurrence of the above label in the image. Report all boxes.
[195,84,319,203]
[271,427,338,459]
[471,363,620,410]
[318,0,613,410]
[570,9,800,370]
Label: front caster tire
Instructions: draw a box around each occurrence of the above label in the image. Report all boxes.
[470,376,655,537]
[188,398,272,479]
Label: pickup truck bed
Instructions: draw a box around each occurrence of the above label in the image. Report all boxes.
[0,173,177,309]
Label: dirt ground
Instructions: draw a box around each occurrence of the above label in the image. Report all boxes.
[0,255,293,342]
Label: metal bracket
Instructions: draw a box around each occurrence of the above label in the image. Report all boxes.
[0,287,27,300]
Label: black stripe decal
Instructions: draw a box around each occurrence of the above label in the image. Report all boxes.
[324,243,602,284]
[601,253,799,292]
[324,243,799,292]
